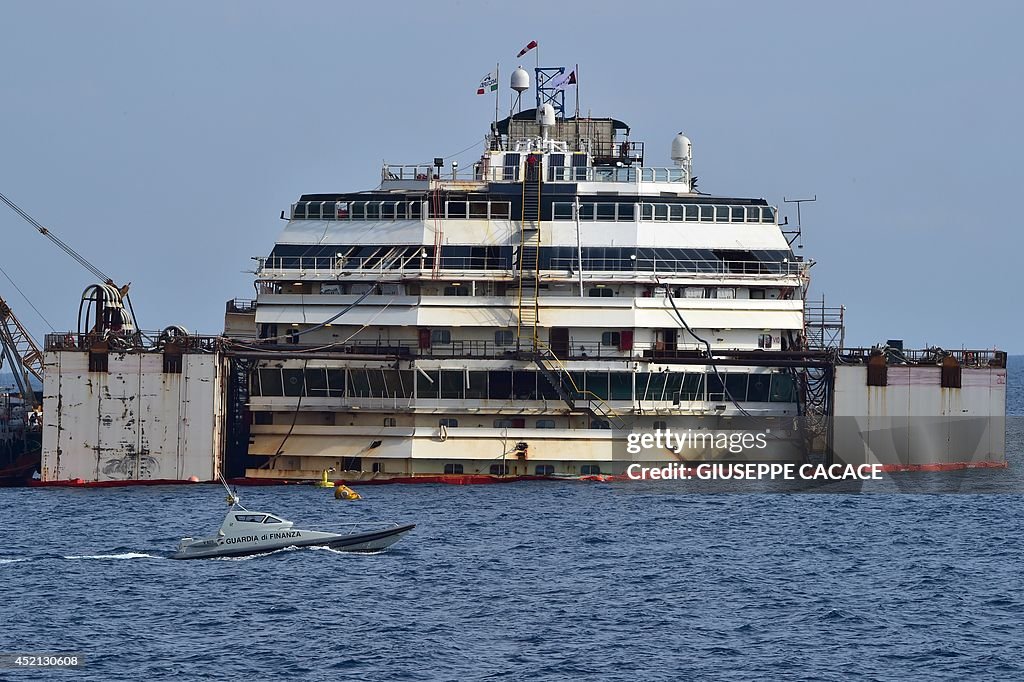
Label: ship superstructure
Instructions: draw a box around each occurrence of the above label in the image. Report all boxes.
[232,66,815,479]
[33,63,1007,485]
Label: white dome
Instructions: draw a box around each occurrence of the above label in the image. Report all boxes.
[671,133,692,163]
[511,67,530,93]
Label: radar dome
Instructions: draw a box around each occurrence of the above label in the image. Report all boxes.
[511,67,530,93]
[671,133,692,165]
[536,103,556,127]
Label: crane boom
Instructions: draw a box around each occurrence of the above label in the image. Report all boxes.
[0,191,113,285]
[0,297,43,411]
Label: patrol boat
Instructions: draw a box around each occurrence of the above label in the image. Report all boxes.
[171,482,414,559]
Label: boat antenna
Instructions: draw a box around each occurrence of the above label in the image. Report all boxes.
[218,471,243,508]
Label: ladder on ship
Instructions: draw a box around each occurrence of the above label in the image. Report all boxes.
[516,162,542,349]
[531,345,627,430]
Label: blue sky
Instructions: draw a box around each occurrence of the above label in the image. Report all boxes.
[0,1,1021,351]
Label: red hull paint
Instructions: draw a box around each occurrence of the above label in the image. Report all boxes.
[24,461,1009,487]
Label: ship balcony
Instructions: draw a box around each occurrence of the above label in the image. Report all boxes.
[472,164,689,186]
[254,255,803,281]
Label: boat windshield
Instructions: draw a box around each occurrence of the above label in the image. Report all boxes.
[263,516,283,524]
[234,514,266,523]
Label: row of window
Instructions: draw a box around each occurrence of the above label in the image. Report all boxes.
[250,368,798,403]
[289,199,775,224]
[290,200,514,221]
[553,203,776,224]
[264,245,794,273]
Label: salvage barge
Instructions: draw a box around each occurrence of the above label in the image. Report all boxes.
[36,64,1007,485]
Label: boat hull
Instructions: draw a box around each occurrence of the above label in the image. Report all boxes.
[170,523,415,560]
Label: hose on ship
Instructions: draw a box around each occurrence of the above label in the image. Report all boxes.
[657,278,753,418]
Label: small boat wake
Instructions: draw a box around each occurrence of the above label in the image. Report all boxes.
[63,552,160,560]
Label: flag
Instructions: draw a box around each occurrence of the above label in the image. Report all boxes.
[548,69,577,90]
[516,40,538,58]
[477,70,498,95]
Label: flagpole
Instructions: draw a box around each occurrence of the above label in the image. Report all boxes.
[494,62,500,135]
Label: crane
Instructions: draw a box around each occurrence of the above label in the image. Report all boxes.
[0,297,44,409]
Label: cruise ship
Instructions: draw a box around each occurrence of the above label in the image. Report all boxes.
[226,65,818,480]
[36,64,1008,485]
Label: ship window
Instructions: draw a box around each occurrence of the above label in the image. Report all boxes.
[408,201,422,219]
[553,202,574,220]
[763,207,775,223]
[263,516,283,524]
[770,374,797,402]
[536,419,555,429]
[549,153,565,167]
[750,288,766,299]
[444,463,464,474]
[731,206,745,223]
[535,464,555,475]
[440,370,463,399]
[747,375,770,402]
[669,204,684,221]
[758,334,773,349]
[503,153,521,181]
[469,201,488,218]
[610,373,632,400]
[349,202,365,219]
[281,369,304,397]
[601,331,621,346]
[590,419,611,429]
[579,203,594,220]
[291,203,306,219]
[365,202,381,220]
[348,369,372,398]
[653,204,668,221]
[654,420,668,431]
[490,462,511,475]
[490,202,510,219]
[699,205,714,222]
[581,465,602,474]
[305,369,328,397]
[327,369,345,397]
[725,373,749,402]
[588,287,613,297]
[235,515,266,523]
[618,203,635,220]
[489,371,513,400]
[641,204,653,220]
[372,462,385,473]
[431,329,452,345]
[746,206,761,223]
[494,418,514,428]
[466,371,487,399]
[443,286,469,296]
[258,369,282,396]
[384,417,396,427]
[447,201,467,219]
[679,373,705,401]
[439,418,459,428]
[685,204,699,221]
[336,201,350,219]
[341,457,361,471]
[417,370,439,399]
[713,205,730,222]
[494,330,514,346]
[595,203,616,221]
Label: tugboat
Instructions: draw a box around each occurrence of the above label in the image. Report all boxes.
[171,478,414,559]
